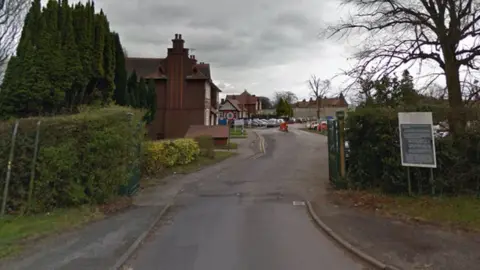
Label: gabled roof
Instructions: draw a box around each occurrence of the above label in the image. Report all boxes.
[125,57,165,78]
[186,64,209,80]
[220,99,242,112]
[226,90,258,105]
[196,63,210,78]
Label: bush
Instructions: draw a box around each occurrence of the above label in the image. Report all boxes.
[174,139,200,165]
[0,107,145,213]
[194,135,215,158]
[345,106,480,195]
[143,138,200,175]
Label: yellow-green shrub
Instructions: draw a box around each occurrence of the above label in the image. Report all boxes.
[174,139,200,165]
[143,138,200,175]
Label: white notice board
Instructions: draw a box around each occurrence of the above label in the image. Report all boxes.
[398,112,437,168]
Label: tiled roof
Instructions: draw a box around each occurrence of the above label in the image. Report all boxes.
[185,125,229,138]
[220,99,242,112]
[196,63,211,78]
[226,90,258,105]
[125,57,165,78]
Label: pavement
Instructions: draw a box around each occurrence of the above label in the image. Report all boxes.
[0,132,262,270]
[4,124,477,270]
[123,125,366,270]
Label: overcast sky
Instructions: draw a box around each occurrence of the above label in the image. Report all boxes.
[83,0,358,101]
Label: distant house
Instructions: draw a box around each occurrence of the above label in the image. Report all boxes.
[125,34,221,139]
[226,90,262,118]
[293,94,349,119]
[218,98,243,119]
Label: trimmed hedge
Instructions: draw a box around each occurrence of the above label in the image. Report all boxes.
[143,138,200,176]
[345,106,480,195]
[194,135,215,158]
[0,107,145,213]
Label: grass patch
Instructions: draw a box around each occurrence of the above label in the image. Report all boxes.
[332,190,480,231]
[141,151,237,188]
[0,207,103,258]
[300,128,327,135]
[215,142,238,149]
[230,128,247,138]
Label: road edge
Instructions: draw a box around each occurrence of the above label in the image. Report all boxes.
[251,130,265,156]
[111,203,172,270]
[306,201,400,270]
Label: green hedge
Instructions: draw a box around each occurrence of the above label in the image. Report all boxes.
[194,135,215,158]
[142,138,200,176]
[345,106,480,195]
[0,107,145,213]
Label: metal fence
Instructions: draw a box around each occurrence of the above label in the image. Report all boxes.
[327,119,347,188]
[327,119,340,186]
[0,118,142,217]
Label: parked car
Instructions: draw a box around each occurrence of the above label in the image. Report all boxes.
[267,119,277,127]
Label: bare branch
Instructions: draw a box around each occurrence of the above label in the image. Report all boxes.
[324,0,480,81]
[0,0,28,80]
[307,74,331,98]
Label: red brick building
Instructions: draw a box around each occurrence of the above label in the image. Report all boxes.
[226,90,261,118]
[218,98,243,119]
[125,34,221,139]
[293,94,349,119]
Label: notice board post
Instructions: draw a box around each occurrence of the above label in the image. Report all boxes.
[398,112,437,196]
[335,111,346,178]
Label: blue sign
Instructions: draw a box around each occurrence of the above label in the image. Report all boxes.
[218,118,227,125]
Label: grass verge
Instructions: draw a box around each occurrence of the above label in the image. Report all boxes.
[141,151,237,188]
[229,129,247,138]
[331,190,480,231]
[0,207,104,259]
[215,142,238,149]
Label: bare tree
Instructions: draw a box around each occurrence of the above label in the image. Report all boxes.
[307,75,331,119]
[325,0,480,136]
[0,0,28,81]
[272,91,298,106]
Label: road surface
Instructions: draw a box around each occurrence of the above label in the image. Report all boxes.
[125,126,366,270]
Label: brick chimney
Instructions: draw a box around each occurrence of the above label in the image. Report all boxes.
[172,33,185,52]
[189,55,197,64]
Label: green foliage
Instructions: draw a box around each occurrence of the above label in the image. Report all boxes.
[357,70,419,108]
[142,139,200,176]
[275,98,293,117]
[0,0,122,118]
[173,139,201,165]
[113,33,127,106]
[345,106,480,195]
[0,107,144,213]
[194,135,215,158]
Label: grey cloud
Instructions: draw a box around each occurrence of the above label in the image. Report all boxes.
[89,0,340,97]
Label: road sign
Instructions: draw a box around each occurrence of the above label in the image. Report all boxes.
[398,112,436,168]
[226,111,235,120]
[234,119,244,126]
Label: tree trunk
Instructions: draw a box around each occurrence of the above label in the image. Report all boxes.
[316,97,320,119]
[443,49,466,138]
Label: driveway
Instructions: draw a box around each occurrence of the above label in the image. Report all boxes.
[125,126,366,270]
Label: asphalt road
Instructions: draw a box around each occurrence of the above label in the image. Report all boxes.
[126,125,366,270]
